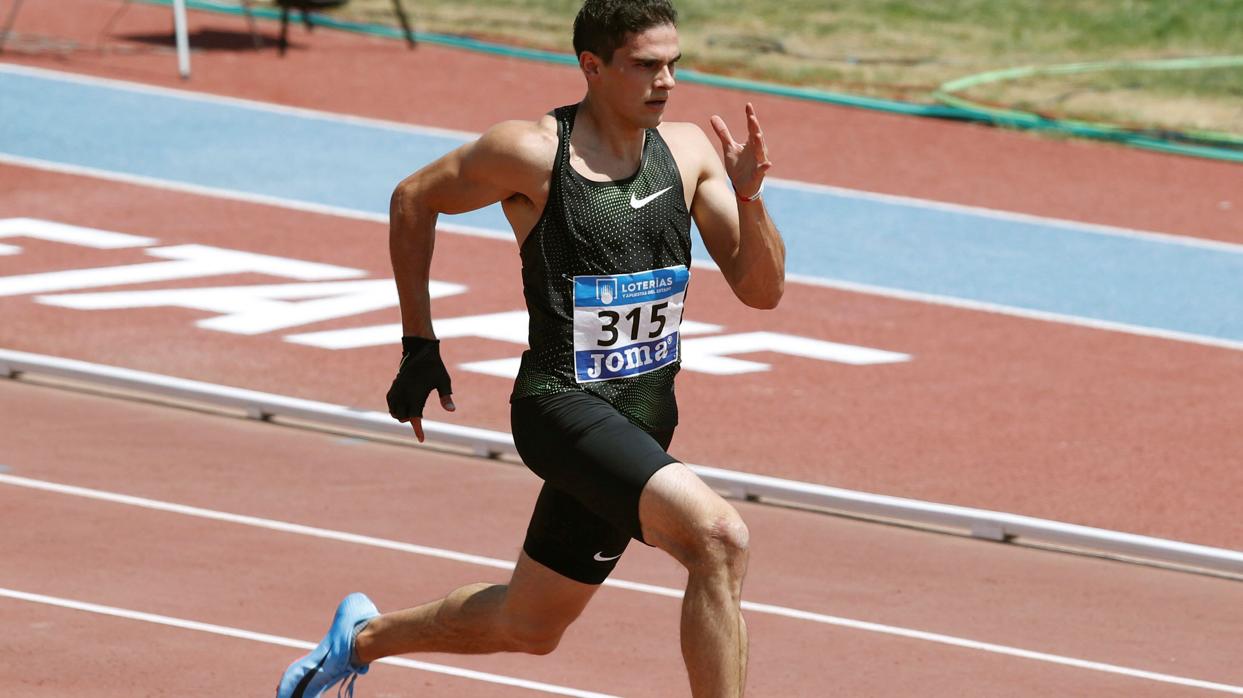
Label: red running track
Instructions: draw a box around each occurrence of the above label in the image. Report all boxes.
[2,164,1241,549]
[4,378,1243,696]
[2,0,1241,549]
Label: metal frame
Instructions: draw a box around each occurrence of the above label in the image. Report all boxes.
[172,0,190,78]
[0,0,25,54]
[277,0,414,56]
[0,0,258,80]
[175,0,262,79]
[2,347,1239,576]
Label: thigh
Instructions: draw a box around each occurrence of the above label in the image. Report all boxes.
[521,482,632,585]
[637,462,745,564]
[511,391,677,542]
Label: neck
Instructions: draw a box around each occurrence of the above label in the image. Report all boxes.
[576,94,646,161]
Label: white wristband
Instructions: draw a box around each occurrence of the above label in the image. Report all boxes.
[735,180,764,202]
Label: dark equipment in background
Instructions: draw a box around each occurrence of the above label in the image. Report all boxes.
[274,0,415,55]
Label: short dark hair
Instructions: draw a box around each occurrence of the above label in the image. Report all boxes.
[573,0,678,64]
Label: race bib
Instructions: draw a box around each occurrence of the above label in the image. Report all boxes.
[572,265,690,383]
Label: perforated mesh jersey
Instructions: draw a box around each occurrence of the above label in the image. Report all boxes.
[511,104,693,430]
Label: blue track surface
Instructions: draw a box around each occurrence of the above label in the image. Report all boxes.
[3,65,1241,346]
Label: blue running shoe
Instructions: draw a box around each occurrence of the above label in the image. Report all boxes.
[277,592,380,698]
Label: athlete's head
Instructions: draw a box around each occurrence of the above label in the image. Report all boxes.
[573,0,678,65]
[574,0,681,128]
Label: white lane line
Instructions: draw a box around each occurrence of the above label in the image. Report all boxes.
[0,473,515,572]
[0,587,617,698]
[783,271,1243,353]
[0,153,511,242]
[768,176,1243,254]
[687,257,1243,354]
[740,600,1243,695]
[3,473,1240,695]
[0,62,481,141]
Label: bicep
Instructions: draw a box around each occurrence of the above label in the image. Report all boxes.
[403,141,512,216]
[399,122,544,216]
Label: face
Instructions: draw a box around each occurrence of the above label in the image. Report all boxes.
[583,23,681,128]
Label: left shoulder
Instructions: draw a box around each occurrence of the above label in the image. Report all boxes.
[656,121,717,174]
[656,120,714,150]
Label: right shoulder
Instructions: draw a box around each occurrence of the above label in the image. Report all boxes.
[394,114,560,215]
[470,115,559,176]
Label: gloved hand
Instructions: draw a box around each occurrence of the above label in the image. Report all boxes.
[386,336,455,442]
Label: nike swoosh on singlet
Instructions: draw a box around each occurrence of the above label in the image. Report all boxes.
[629,186,674,209]
[593,551,623,562]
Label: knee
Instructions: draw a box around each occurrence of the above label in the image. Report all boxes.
[682,510,750,574]
[505,621,567,656]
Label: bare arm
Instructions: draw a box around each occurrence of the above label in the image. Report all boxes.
[689,104,785,309]
[387,119,551,438]
[390,120,547,337]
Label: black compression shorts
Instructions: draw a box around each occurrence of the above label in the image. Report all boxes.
[510,390,677,585]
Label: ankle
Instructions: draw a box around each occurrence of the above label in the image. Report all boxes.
[351,619,374,666]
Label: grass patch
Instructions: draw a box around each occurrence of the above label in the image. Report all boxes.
[965,64,1243,137]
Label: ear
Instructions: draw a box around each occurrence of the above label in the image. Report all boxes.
[579,51,603,79]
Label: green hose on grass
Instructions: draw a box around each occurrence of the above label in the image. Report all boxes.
[934,56,1243,163]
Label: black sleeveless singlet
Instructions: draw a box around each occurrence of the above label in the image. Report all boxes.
[511,104,693,430]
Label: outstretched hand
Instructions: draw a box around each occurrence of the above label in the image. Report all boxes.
[709,102,772,200]
[386,337,455,442]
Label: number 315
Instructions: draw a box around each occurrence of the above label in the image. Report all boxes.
[597,302,668,347]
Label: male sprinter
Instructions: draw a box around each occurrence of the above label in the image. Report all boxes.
[277,1,784,696]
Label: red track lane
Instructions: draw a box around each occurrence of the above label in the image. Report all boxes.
[2,164,1241,549]
[3,379,1242,696]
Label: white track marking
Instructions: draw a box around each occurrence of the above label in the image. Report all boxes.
[0,152,512,242]
[782,271,1243,353]
[4,155,1237,352]
[0,587,617,698]
[0,217,156,248]
[0,63,480,141]
[0,473,515,571]
[694,257,1243,353]
[0,244,364,297]
[2,473,1240,695]
[768,176,1243,254]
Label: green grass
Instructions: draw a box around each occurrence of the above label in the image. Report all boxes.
[967,64,1243,136]
[257,0,1243,136]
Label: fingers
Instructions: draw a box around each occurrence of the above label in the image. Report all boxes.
[715,106,770,166]
[716,104,765,143]
[745,103,762,141]
[404,396,450,444]
[745,102,770,161]
[709,114,735,149]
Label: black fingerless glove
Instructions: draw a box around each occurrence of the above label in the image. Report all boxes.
[386,336,453,421]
